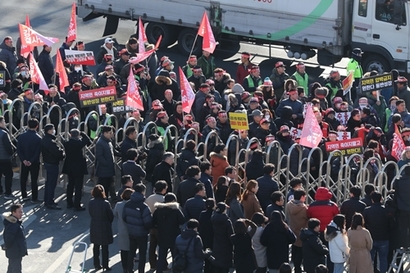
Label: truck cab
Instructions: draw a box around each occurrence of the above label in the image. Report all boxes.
[351,0,409,73]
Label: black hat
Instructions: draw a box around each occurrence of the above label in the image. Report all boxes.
[148,134,160,141]
[164,193,177,203]
[101,125,113,133]
[44,124,54,133]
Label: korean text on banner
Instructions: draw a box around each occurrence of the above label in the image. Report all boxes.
[228,112,249,130]
[79,86,117,107]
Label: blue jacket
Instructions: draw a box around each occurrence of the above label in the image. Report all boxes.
[276,98,304,119]
[95,135,116,178]
[2,213,27,259]
[175,229,205,273]
[184,194,205,221]
[17,129,42,164]
[123,192,153,236]
[256,174,279,212]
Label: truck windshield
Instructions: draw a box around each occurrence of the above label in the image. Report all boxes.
[376,0,406,25]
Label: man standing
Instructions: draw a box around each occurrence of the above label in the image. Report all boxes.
[276,88,304,127]
[291,62,309,97]
[395,76,410,111]
[197,50,216,79]
[270,61,289,101]
[41,124,65,209]
[95,125,117,202]
[59,37,75,68]
[340,185,366,229]
[152,152,175,193]
[236,52,253,84]
[62,129,91,211]
[17,118,41,202]
[96,38,118,64]
[182,55,197,78]
[0,115,15,199]
[37,45,54,84]
[184,183,206,221]
[2,204,27,273]
[256,163,280,212]
[120,126,138,164]
[346,48,363,102]
[242,65,262,93]
[123,183,153,273]
[0,36,18,73]
[393,165,410,248]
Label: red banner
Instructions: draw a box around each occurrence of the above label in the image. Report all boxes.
[29,53,49,95]
[299,104,323,148]
[342,72,354,96]
[392,124,405,161]
[19,24,58,47]
[126,68,144,111]
[79,86,117,107]
[198,12,217,54]
[64,49,96,66]
[325,138,363,152]
[67,2,77,42]
[179,66,195,113]
[55,50,69,92]
[20,15,33,58]
[138,17,147,54]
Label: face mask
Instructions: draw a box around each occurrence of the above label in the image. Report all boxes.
[21,71,28,77]
[264,114,270,120]
[2,99,7,104]
[52,129,56,135]
[74,66,82,72]
[391,105,396,111]
[359,103,367,109]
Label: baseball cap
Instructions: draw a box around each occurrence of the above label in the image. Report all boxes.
[250,97,259,103]
[104,38,114,44]
[162,58,174,67]
[251,109,263,117]
[280,125,290,132]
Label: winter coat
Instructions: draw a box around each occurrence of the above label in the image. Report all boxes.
[2,213,27,259]
[393,173,410,212]
[252,226,267,268]
[347,226,373,273]
[265,203,286,222]
[363,203,392,241]
[211,212,234,268]
[177,177,202,207]
[145,139,165,181]
[199,173,214,199]
[175,229,205,273]
[307,188,339,232]
[209,152,230,185]
[17,129,41,164]
[95,135,116,178]
[88,197,114,245]
[62,133,91,176]
[122,192,153,237]
[214,184,228,204]
[151,161,174,191]
[300,228,329,273]
[0,41,17,72]
[242,192,263,220]
[285,199,308,247]
[256,174,279,212]
[41,133,65,165]
[245,152,265,181]
[260,222,296,269]
[122,161,146,186]
[120,136,137,163]
[153,202,185,248]
[37,49,54,84]
[199,209,214,249]
[231,231,257,273]
[176,148,200,179]
[184,195,205,221]
[340,197,366,229]
[227,198,244,224]
[324,221,350,263]
[96,45,118,64]
[270,68,289,101]
[113,200,130,251]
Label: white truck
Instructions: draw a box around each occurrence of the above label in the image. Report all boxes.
[77,0,409,73]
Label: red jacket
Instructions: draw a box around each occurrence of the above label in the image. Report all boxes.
[236,62,254,84]
[307,187,339,232]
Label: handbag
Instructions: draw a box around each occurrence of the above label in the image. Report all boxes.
[173,236,195,273]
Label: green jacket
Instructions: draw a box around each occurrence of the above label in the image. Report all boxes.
[346,59,363,79]
[197,55,216,79]
[291,72,309,96]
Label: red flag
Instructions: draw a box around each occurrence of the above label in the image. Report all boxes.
[126,67,144,111]
[179,67,195,113]
[67,2,77,42]
[299,104,323,148]
[129,35,162,65]
[28,53,49,95]
[342,72,354,96]
[392,124,406,161]
[19,24,58,47]
[55,50,69,93]
[138,17,147,54]
[197,12,217,54]
[20,15,33,58]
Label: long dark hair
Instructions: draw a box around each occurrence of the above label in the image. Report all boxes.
[242,180,257,201]
[269,211,287,232]
[225,182,242,204]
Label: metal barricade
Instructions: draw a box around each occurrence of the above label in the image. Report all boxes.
[286,143,303,192]
[342,153,364,195]
[360,156,383,187]
[242,137,262,183]
[375,160,399,198]
[225,134,239,166]
[203,130,221,161]
[141,121,158,148]
[321,150,345,204]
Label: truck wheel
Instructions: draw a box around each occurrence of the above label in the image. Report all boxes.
[362,55,391,74]
[146,23,176,48]
[177,28,202,56]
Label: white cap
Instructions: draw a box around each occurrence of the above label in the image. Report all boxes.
[104,38,114,44]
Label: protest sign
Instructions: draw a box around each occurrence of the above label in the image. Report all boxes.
[65,49,96,66]
[79,86,117,107]
[360,73,393,93]
[228,112,249,130]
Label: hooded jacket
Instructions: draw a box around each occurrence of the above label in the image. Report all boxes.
[175,228,205,273]
[307,187,339,232]
[324,221,350,263]
[122,192,153,237]
[300,228,329,273]
[2,213,27,259]
[153,202,185,247]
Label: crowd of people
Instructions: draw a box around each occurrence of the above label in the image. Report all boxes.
[0,29,410,273]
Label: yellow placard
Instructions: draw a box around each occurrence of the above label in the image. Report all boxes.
[228,112,249,130]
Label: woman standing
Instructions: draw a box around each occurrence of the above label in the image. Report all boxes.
[347,213,373,273]
[251,212,268,273]
[214,176,229,204]
[210,144,230,186]
[260,211,296,272]
[241,180,263,220]
[211,202,234,273]
[230,218,258,273]
[325,214,350,273]
[89,185,114,271]
[113,188,134,273]
[225,182,244,223]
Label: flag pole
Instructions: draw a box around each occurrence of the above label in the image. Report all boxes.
[187,33,199,63]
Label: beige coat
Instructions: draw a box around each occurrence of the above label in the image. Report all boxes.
[285,199,308,247]
[242,192,263,220]
[347,226,373,273]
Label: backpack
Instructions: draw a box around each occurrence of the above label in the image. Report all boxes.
[173,236,195,273]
